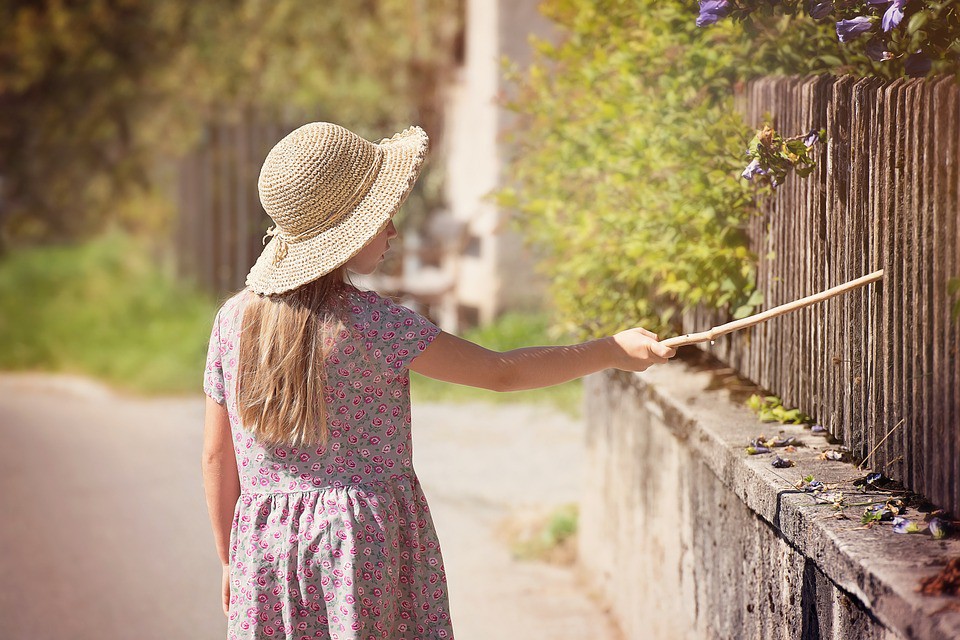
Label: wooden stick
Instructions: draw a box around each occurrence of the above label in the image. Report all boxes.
[661,269,884,349]
[857,418,905,472]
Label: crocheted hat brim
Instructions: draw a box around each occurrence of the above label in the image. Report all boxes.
[245,126,428,296]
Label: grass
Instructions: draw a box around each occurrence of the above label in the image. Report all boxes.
[500,503,580,565]
[0,232,218,395]
[410,313,584,417]
[0,234,583,414]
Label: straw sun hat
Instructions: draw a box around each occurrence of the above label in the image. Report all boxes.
[246,122,429,295]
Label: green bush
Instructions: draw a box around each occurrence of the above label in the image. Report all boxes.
[0,233,217,394]
[499,0,882,339]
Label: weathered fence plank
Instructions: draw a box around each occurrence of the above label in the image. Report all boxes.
[701,74,960,516]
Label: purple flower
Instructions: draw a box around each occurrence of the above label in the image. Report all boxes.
[746,444,772,455]
[803,128,821,147]
[811,424,827,433]
[771,455,795,468]
[905,51,932,77]
[929,517,947,539]
[864,503,893,521]
[865,39,894,61]
[892,516,922,533]
[741,158,766,180]
[697,0,730,27]
[809,0,834,19]
[882,0,908,31]
[836,16,874,42]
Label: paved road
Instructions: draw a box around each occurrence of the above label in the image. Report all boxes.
[0,374,620,640]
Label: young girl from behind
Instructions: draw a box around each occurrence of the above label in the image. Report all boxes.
[202,122,676,640]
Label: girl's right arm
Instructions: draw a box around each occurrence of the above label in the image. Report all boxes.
[201,396,240,617]
[408,327,676,392]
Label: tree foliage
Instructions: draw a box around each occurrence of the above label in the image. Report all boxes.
[0,0,461,248]
[502,0,762,337]
[0,1,186,243]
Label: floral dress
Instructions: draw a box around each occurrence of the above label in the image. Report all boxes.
[203,285,454,640]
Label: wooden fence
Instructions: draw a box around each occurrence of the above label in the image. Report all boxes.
[685,74,960,516]
[176,117,287,294]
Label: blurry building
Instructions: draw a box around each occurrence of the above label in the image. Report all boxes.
[394,0,555,332]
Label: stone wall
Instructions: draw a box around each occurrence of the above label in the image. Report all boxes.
[578,358,960,640]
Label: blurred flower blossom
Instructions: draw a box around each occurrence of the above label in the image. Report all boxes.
[741,125,822,190]
[750,433,799,449]
[836,17,875,42]
[905,51,932,77]
[929,517,947,540]
[797,475,825,492]
[892,516,923,533]
[872,0,909,31]
[819,449,847,461]
[809,0,834,19]
[862,503,894,523]
[773,435,797,447]
[697,0,730,27]
[741,158,766,180]
[811,424,827,434]
[865,39,895,61]
[746,445,772,455]
[855,472,892,489]
[771,455,795,468]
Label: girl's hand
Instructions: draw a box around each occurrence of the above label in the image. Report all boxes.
[609,328,677,371]
[221,564,231,617]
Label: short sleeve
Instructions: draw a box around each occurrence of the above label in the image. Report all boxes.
[203,309,226,404]
[360,292,441,374]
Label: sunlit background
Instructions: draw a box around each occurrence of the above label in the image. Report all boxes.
[0,1,593,638]
[5,0,957,637]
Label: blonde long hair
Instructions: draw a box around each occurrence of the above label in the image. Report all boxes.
[236,267,348,448]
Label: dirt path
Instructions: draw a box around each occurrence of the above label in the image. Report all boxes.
[0,374,620,639]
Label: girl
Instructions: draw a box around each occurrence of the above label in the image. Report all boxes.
[202,122,676,640]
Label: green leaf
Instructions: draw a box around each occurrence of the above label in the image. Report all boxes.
[816,55,843,67]
[906,11,929,36]
[947,277,960,296]
[733,304,754,319]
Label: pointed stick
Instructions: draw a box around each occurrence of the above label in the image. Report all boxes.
[661,269,884,349]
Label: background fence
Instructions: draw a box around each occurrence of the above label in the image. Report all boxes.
[176,116,288,295]
[685,74,960,516]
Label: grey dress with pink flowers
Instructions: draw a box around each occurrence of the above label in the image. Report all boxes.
[204,286,453,640]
